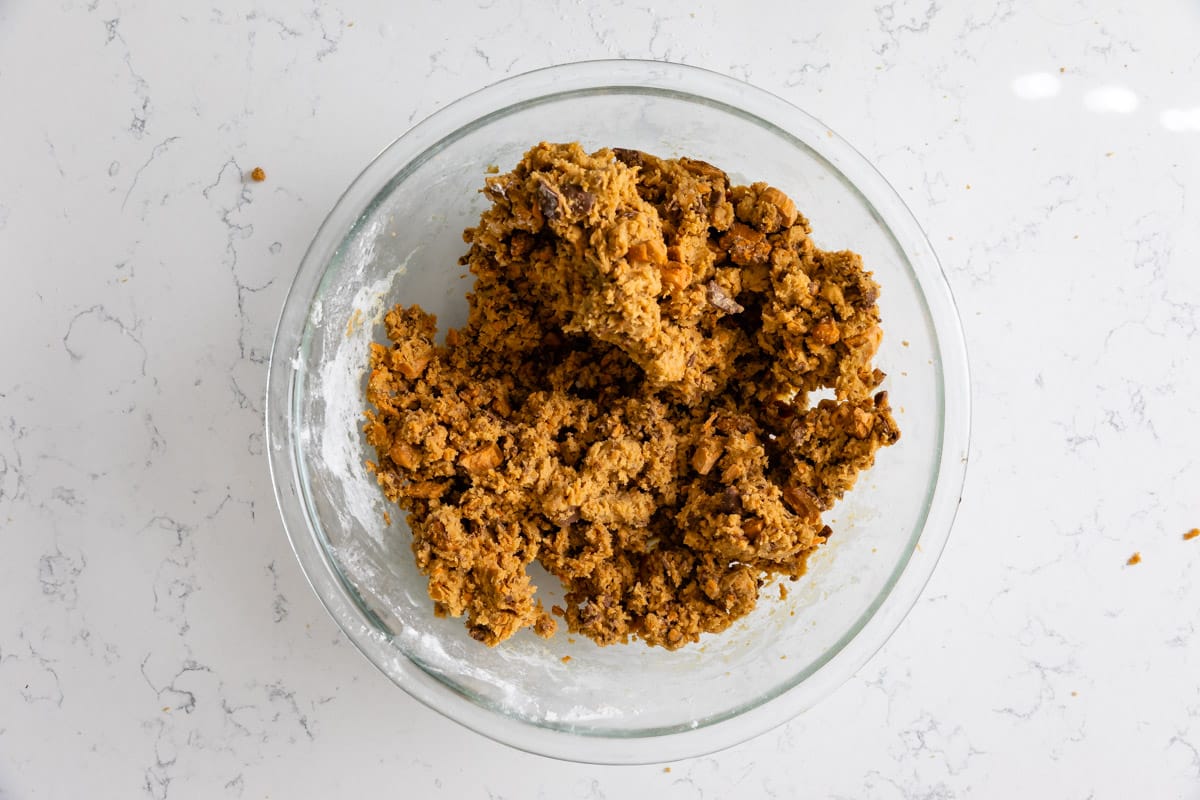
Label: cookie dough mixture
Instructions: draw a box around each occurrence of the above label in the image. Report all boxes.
[364,142,899,649]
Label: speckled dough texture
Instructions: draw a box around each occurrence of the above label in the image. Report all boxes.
[364,142,898,649]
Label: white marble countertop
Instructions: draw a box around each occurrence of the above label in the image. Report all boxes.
[3,1,1199,797]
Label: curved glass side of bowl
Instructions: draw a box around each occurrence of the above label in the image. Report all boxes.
[266,60,970,764]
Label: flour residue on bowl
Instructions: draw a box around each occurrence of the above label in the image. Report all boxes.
[314,249,413,547]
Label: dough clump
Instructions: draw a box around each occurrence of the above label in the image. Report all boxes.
[365,143,899,649]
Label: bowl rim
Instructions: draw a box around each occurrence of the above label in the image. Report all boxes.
[265,58,971,764]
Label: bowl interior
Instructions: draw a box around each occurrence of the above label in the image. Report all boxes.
[282,73,950,745]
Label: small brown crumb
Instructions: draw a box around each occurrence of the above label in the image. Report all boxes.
[1105,152,1114,158]
[1184,528,1199,541]
[663,767,672,773]
[965,183,972,190]
[1126,552,1141,566]
[485,164,499,174]
[1071,691,1078,697]
[533,613,556,638]
[250,166,266,182]
[382,511,391,526]
[778,583,789,600]
[1060,66,1066,73]
[162,706,171,713]
[561,655,571,664]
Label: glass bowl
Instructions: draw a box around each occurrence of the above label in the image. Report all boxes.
[266,60,970,764]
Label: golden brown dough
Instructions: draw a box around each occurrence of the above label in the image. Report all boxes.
[364,142,899,649]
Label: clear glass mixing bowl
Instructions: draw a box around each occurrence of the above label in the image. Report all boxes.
[266,60,970,763]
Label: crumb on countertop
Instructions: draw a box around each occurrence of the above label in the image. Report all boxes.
[1127,552,1142,566]
[1184,528,1199,541]
[250,166,266,182]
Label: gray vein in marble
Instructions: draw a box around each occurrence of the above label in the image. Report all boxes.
[1169,732,1200,777]
[308,0,345,61]
[874,0,941,56]
[43,134,67,178]
[202,157,276,388]
[122,136,181,210]
[142,514,197,636]
[783,61,832,86]
[62,304,148,376]
[266,561,289,623]
[1086,23,1141,60]
[38,545,85,605]
[4,633,65,708]
[102,15,154,139]
[896,714,985,777]
[961,0,1016,35]
[263,15,303,39]
[0,416,29,507]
